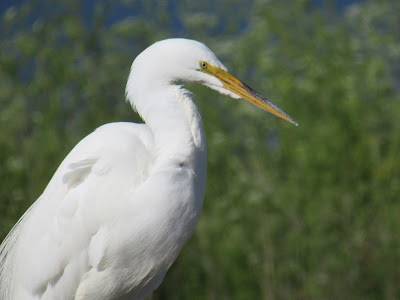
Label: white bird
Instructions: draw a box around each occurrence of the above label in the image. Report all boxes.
[0,38,297,300]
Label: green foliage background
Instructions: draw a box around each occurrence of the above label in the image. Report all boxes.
[1,0,400,299]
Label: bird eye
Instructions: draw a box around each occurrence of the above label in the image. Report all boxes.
[200,61,208,69]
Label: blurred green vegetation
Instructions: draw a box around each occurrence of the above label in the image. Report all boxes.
[1,0,400,299]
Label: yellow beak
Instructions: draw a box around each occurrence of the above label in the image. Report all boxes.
[201,64,298,126]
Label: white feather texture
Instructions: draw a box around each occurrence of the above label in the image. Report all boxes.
[0,39,222,300]
[0,38,294,299]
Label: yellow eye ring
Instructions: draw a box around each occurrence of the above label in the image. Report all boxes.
[199,61,208,69]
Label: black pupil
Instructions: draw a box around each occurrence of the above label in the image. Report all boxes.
[202,63,206,68]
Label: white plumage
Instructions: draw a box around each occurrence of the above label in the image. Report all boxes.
[0,38,296,299]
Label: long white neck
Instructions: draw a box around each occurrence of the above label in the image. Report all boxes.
[126,73,206,167]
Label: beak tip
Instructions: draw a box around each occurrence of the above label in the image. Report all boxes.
[283,116,298,127]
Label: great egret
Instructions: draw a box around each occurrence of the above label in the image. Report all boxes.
[0,38,297,300]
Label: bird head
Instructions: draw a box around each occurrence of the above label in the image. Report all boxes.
[127,38,297,126]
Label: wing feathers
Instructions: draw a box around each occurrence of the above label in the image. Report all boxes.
[62,158,98,190]
[0,123,155,299]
